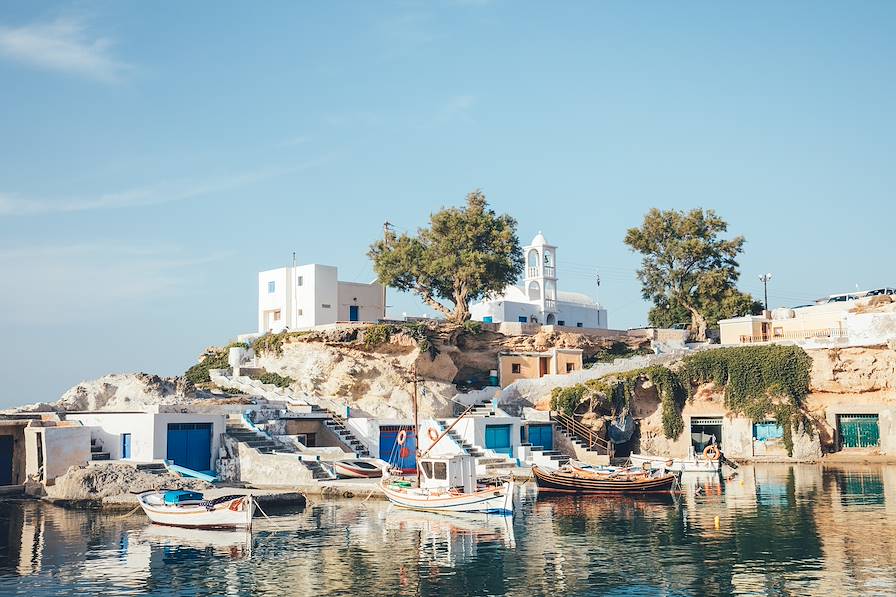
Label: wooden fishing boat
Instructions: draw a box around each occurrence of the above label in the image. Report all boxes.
[381,455,514,515]
[532,465,678,494]
[629,452,720,473]
[332,459,384,479]
[138,490,255,529]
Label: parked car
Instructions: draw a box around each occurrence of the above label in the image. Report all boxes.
[866,287,896,297]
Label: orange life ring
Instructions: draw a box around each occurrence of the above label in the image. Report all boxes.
[428,428,439,442]
[703,444,721,461]
[396,429,407,446]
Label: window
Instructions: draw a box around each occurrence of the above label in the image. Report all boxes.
[576,322,583,328]
[482,316,493,323]
[566,363,575,372]
[273,310,281,321]
[297,309,303,316]
[297,276,303,286]
[557,320,565,326]
[433,461,447,480]
[267,281,276,293]
[321,303,331,309]
[420,461,434,479]
[511,363,521,374]
[518,316,528,323]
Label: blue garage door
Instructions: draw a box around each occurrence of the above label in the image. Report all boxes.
[379,426,416,473]
[167,423,213,472]
[528,424,553,450]
[485,424,513,456]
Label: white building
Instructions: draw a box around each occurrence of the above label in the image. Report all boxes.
[258,263,384,333]
[470,232,608,329]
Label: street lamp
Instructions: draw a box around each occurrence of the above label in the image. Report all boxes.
[758,273,772,311]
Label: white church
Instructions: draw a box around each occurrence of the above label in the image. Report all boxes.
[470,232,608,329]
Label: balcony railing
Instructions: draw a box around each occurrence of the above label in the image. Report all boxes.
[527,266,556,278]
[738,328,847,344]
[544,299,557,312]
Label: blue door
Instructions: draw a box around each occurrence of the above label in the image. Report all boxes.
[379,426,416,473]
[121,433,132,459]
[167,423,213,472]
[349,305,359,322]
[485,424,513,456]
[528,424,553,450]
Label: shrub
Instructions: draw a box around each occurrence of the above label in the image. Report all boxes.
[257,372,295,388]
[184,348,230,384]
[252,331,308,356]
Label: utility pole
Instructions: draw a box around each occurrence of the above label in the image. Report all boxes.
[381,221,393,320]
[759,273,772,311]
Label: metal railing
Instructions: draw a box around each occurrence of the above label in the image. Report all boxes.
[551,411,613,457]
[738,327,848,344]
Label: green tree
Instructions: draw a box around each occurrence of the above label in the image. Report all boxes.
[648,290,762,330]
[368,191,523,322]
[625,208,757,340]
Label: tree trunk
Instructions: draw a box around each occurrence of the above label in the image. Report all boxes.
[418,290,453,318]
[683,303,708,342]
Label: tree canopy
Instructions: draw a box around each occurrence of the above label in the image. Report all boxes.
[368,191,523,322]
[624,208,759,340]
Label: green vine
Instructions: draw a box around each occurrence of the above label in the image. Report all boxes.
[679,345,812,454]
[548,345,813,453]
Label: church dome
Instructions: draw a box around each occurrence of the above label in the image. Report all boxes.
[530,231,548,246]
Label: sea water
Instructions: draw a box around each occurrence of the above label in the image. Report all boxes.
[0,463,894,596]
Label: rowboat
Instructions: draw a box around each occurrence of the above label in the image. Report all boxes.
[332,459,384,479]
[137,490,255,529]
[629,452,720,473]
[381,475,514,515]
[532,464,678,494]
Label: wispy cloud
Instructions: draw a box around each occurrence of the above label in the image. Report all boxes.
[0,18,130,82]
[0,243,230,325]
[0,161,319,216]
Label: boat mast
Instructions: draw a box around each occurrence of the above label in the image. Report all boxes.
[412,362,421,486]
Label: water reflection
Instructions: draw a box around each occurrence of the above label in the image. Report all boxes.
[0,465,894,596]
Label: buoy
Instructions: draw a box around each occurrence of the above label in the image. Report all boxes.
[714,515,720,529]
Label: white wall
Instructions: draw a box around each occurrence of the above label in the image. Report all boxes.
[258,268,290,333]
[67,412,156,461]
[337,281,384,322]
[25,426,91,482]
[65,412,225,465]
[471,298,607,329]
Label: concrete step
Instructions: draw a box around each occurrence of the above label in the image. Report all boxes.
[91,453,110,461]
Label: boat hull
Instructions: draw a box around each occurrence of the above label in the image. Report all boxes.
[381,480,514,515]
[630,453,720,473]
[138,493,255,529]
[332,460,384,479]
[532,466,677,494]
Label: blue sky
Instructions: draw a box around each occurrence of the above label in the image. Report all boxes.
[1,1,894,407]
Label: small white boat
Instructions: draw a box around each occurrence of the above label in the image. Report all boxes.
[380,455,514,515]
[332,459,384,479]
[630,452,720,473]
[138,490,256,529]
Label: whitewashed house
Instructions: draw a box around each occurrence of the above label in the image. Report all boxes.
[258,263,384,333]
[470,232,608,329]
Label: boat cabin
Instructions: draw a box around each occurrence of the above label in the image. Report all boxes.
[418,454,476,494]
